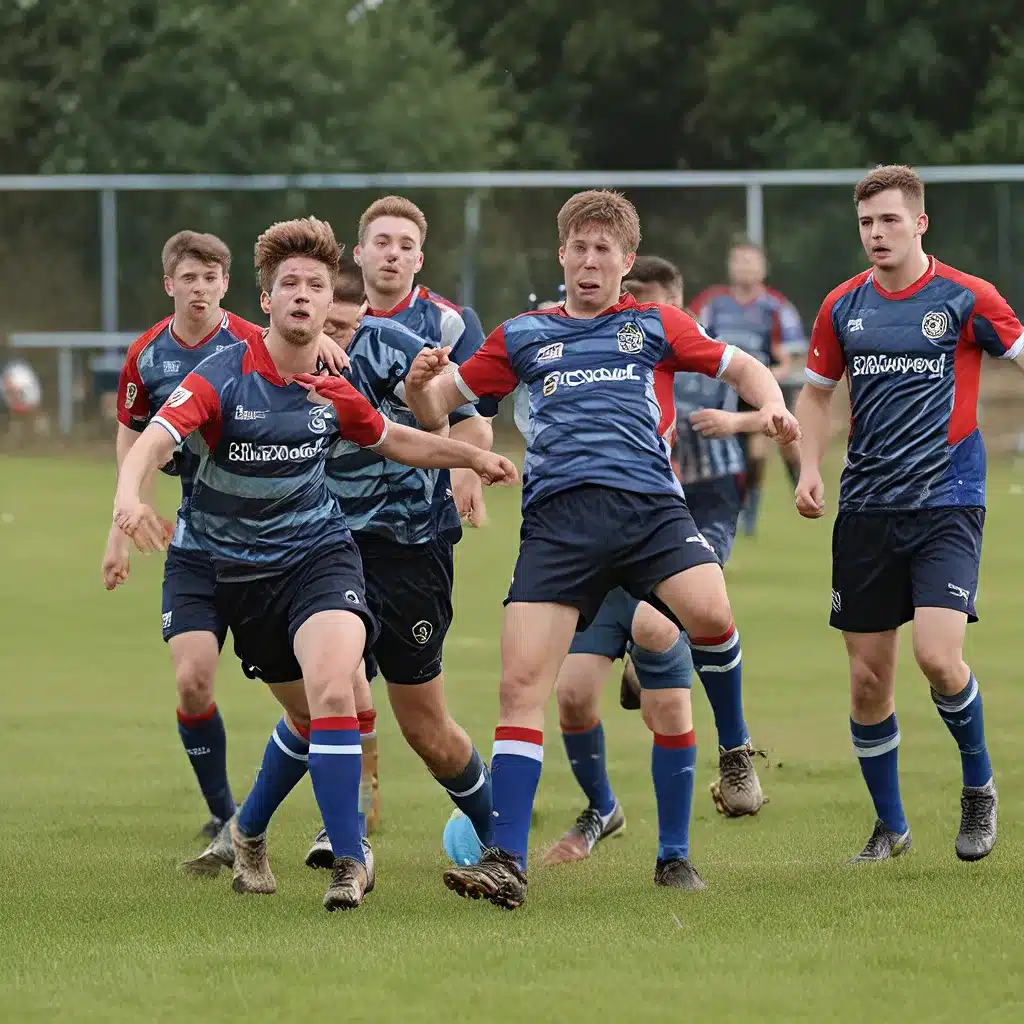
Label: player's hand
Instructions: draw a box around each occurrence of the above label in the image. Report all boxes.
[689,408,736,438]
[113,499,175,553]
[760,403,801,445]
[315,333,351,376]
[405,346,451,389]
[470,451,519,486]
[450,466,488,526]
[101,526,132,590]
[794,471,826,519]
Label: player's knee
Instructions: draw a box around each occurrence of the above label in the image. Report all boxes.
[175,658,217,714]
[848,655,893,718]
[557,683,599,731]
[631,609,679,654]
[912,639,965,691]
[640,687,691,735]
[285,709,311,738]
[687,596,733,642]
[499,662,548,713]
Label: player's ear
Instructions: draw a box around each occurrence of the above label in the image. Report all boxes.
[916,212,929,238]
[260,291,272,316]
[414,250,424,273]
[163,275,174,298]
[353,245,363,267]
[220,272,230,296]
[558,247,567,268]
[623,251,636,275]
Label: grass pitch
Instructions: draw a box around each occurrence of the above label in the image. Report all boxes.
[1,449,1022,1022]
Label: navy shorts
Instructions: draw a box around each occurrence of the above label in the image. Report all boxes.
[507,485,720,630]
[685,475,742,566]
[356,534,454,685]
[568,587,639,660]
[831,507,984,632]
[216,541,377,685]
[161,546,226,646]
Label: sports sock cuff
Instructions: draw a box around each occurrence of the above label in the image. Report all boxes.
[177,703,218,726]
[690,623,737,649]
[357,709,378,735]
[654,730,696,749]
[273,718,310,758]
[560,720,601,735]
[493,726,543,762]
[930,673,978,712]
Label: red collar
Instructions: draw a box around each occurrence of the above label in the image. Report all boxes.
[557,292,640,319]
[870,255,936,300]
[246,330,287,386]
[169,311,227,349]
[366,285,420,318]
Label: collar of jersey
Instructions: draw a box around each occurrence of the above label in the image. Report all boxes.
[548,293,640,318]
[247,330,288,387]
[168,310,229,349]
[366,285,421,318]
[869,255,936,301]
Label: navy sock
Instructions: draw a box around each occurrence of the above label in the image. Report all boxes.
[561,721,616,817]
[690,623,749,750]
[177,703,235,822]
[490,726,543,871]
[652,730,697,862]
[931,673,992,788]
[308,717,364,863]
[236,718,308,837]
[435,746,494,845]
[851,714,908,834]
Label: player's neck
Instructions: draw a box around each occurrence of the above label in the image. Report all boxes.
[730,284,762,304]
[872,249,930,294]
[263,327,318,381]
[364,281,413,315]
[170,307,223,347]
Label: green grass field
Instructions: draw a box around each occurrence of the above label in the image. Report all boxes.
[1,450,1023,1022]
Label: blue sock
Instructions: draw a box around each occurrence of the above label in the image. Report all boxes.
[561,721,616,817]
[236,718,308,837]
[177,703,235,822]
[851,714,908,834]
[308,717,364,863]
[931,673,992,788]
[689,623,749,750]
[741,483,762,534]
[490,726,544,871]
[631,635,694,690]
[652,730,697,862]
[435,747,494,845]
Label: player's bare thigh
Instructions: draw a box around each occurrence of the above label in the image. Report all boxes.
[168,630,220,715]
[293,609,367,718]
[843,629,899,723]
[652,562,732,639]
[556,654,613,731]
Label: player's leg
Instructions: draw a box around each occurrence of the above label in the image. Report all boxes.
[739,426,768,536]
[908,508,995,860]
[163,548,235,838]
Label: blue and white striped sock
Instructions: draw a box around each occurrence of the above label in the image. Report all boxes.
[851,714,908,834]
[236,718,308,837]
[931,672,992,789]
[309,716,364,864]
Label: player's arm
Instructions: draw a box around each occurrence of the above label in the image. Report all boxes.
[687,407,767,439]
[965,282,1024,371]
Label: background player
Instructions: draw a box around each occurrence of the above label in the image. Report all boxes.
[795,164,1023,864]
[691,241,805,535]
[112,216,517,910]
[323,258,366,348]
[404,190,799,908]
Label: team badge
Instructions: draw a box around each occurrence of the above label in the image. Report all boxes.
[921,310,949,341]
[345,590,360,605]
[536,342,563,363]
[308,404,333,434]
[165,386,192,409]
[124,382,138,409]
[542,371,559,397]
[412,620,434,644]
[616,322,644,354]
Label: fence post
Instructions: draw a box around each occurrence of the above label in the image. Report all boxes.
[459,189,482,308]
[745,181,764,248]
[100,189,119,333]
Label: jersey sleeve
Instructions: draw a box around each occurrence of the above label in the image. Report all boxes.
[967,282,1024,360]
[151,372,223,448]
[116,346,150,431]
[325,377,388,449]
[454,325,520,404]
[805,297,846,389]
[656,305,732,377]
[448,306,496,419]
[777,299,806,351]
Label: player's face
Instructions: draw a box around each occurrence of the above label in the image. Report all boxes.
[262,256,333,346]
[163,258,229,318]
[727,246,765,289]
[558,223,636,314]
[857,189,928,270]
[354,216,424,300]
[323,300,364,348]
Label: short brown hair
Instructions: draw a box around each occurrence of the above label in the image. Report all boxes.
[358,195,428,246]
[333,256,365,304]
[854,164,924,210]
[253,217,342,293]
[557,189,641,253]
[161,231,231,277]
[624,255,683,295]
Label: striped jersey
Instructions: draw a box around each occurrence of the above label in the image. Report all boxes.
[691,286,804,366]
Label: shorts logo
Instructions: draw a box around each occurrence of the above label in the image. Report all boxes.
[685,533,715,553]
[165,386,193,409]
[124,382,138,409]
[308,405,333,434]
[412,620,434,644]
[345,590,360,604]
[947,582,970,603]
[831,589,841,613]
[543,363,640,397]
[536,342,563,363]
[921,310,950,342]
[163,360,181,374]
[162,611,172,630]
[617,322,644,354]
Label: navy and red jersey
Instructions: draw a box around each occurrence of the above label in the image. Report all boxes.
[690,286,804,367]
[806,256,1024,511]
[117,311,263,550]
[151,333,386,581]
[454,294,733,510]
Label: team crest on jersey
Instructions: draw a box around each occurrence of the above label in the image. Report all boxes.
[536,342,563,363]
[921,310,950,342]
[163,360,181,374]
[124,382,138,409]
[308,404,333,434]
[165,386,192,409]
[616,322,644,354]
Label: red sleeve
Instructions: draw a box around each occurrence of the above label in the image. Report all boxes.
[455,325,519,402]
[116,348,149,429]
[769,307,784,362]
[225,312,266,345]
[152,372,223,449]
[324,378,387,448]
[656,305,730,377]
[805,296,846,389]
[653,365,677,443]
[965,280,1024,359]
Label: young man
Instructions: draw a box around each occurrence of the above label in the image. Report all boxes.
[404,190,799,908]
[113,216,516,911]
[795,164,1023,864]
[691,241,805,535]
[323,259,366,348]
[303,197,496,869]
